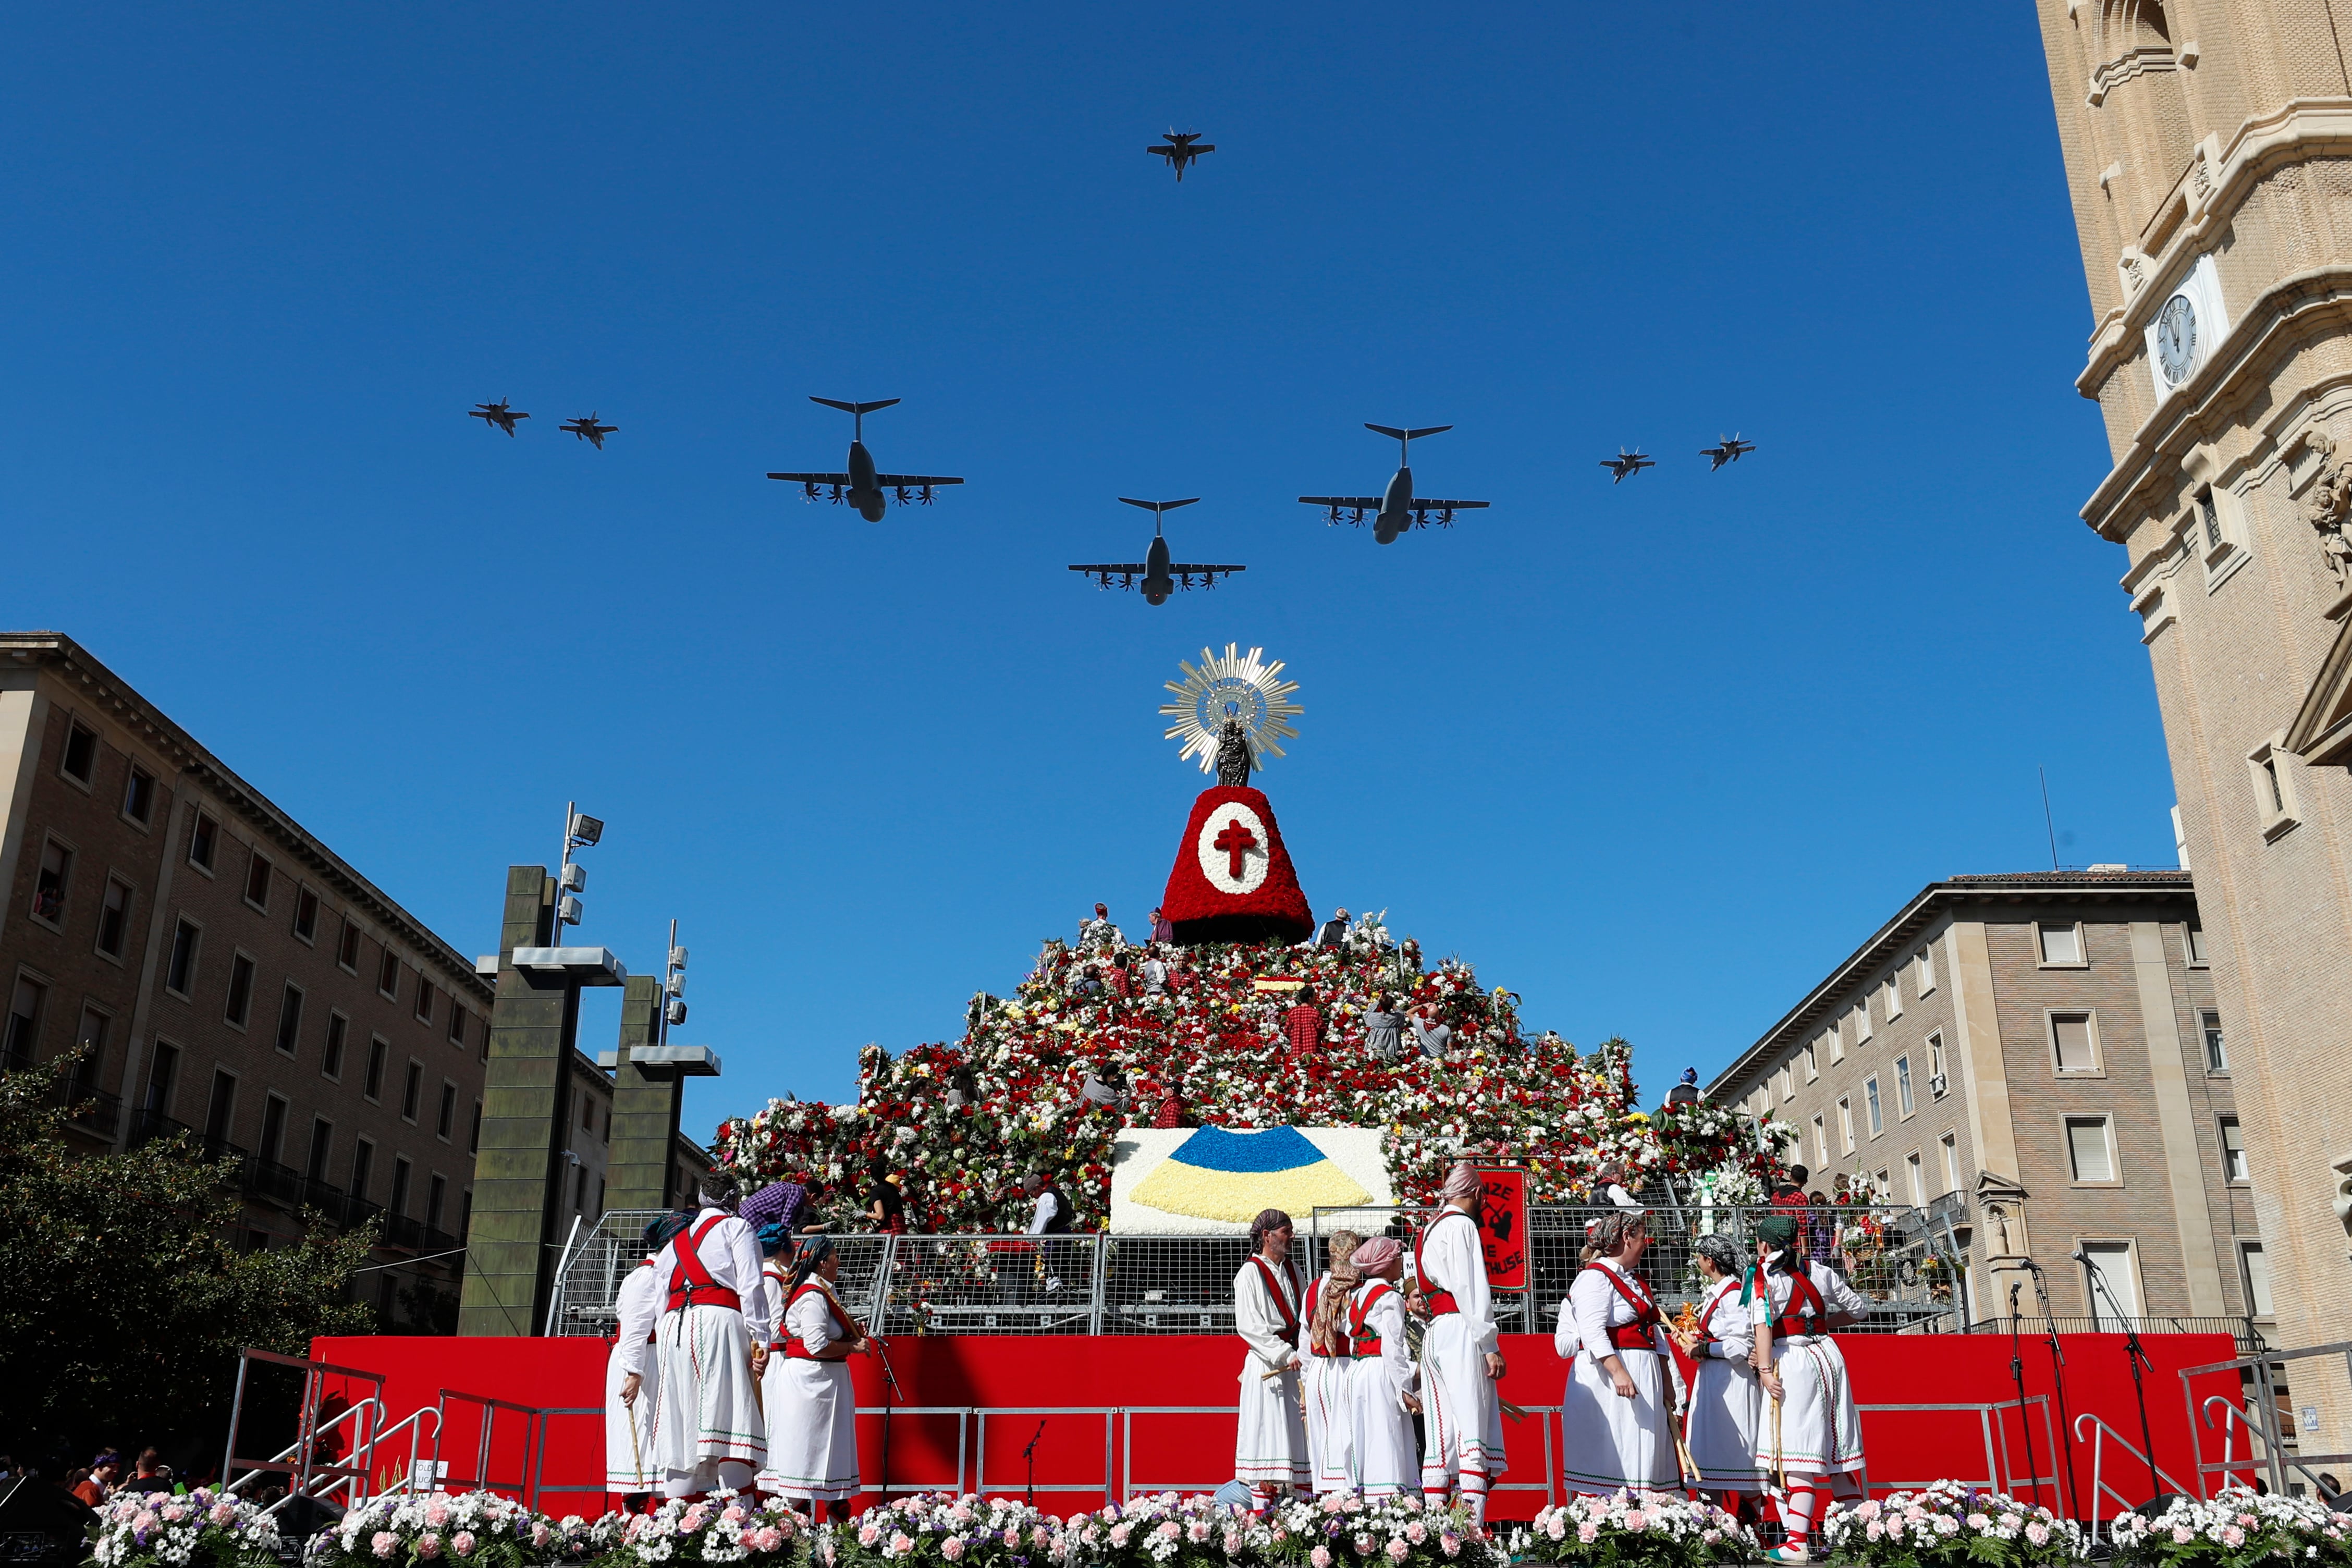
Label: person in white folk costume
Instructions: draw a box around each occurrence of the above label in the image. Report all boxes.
[1343,1236,1419,1496]
[1668,1232,1763,1518]
[1747,1214,1868,1565]
[651,1171,773,1499]
[757,1237,874,1518]
[1415,1163,1508,1525]
[607,1212,690,1503]
[1300,1229,1362,1495]
[1232,1207,1311,1508]
[1556,1208,1682,1497]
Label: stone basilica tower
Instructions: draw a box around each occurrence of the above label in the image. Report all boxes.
[2032,1,2352,1444]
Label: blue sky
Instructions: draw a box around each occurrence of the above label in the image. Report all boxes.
[1,5,2162,1138]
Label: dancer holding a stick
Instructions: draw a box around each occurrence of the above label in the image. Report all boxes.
[1747,1216,1868,1564]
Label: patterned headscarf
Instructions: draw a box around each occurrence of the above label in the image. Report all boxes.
[1351,1236,1403,1275]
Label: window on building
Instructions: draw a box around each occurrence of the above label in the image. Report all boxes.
[274,984,303,1058]
[165,918,200,996]
[2051,1012,2099,1072]
[96,877,133,959]
[1838,1097,1855,1154]
[427,1173,447,1233]
[2039,923,2085,964]
[571,1163,587,1215]
[1865,1076,1884,1136]
[3,977,46,1072]
[2081,1241,2142,1322]
[60,720,99,786]
[2239,1242,2273,1318]
[2066,1116,2116,1182]
[1941,1133,1961,1195]
[322,1012,348,1080]
[1895,1055,1914,1117]
[349,1140,374,1204]
[2201,1010,2226,1072]
[292,886,319,943]
[1780,1065,1795,1102]
[389,1156,411,1218]
[2198,486,2222,550]
[1872,1168,1891,1200]
[2185,923,2208,965]
[143,1042,179,1116]
[1829,1020,1845,1063]
[1906,1151,1926,1206]
[581,1095,595,1132]
[447,1007,467,1047]
[242,852,272,912]
[1884,975,1903,1019]
[204,1069,237,1146]
[400,1060,422,1122]
[336,918,361,973]
[363,1037,387,1101]
[31,839,72,925]
[595,1174,605,1214]
[1928,1032,1947,1090]
[413,983,434,1026]
[459,1190,472,1239]
[1802,1042,1817,1081]
[469,1100,482,1155]
[2219,1116,2248,1182]
[1855,999,1873,1042]
[376,950,400,1001]
[122,764,155,826]
[1811,1114,1827,1168]
[223,953,255,1028]
[1917,942,1937,995]
[68,1005,110,1099]
[188,813,218,873]
[305,1117,333,1182]
[437,1081,456,1140]
[259,1093,288,1166]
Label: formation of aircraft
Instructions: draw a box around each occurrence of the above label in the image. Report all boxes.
[560,414,617,449]
[468,400,529,436]
[1068,498,1246,604]
[1600,448,1655,484]
[1147,131,1215,181]
[1701,434,1756,470]
[1298,424,1489,545]
[767,397,965,523]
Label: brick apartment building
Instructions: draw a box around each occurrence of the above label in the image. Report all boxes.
[1709,871,2262,1342]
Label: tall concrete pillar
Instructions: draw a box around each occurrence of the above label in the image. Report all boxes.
[607,975,683,1214]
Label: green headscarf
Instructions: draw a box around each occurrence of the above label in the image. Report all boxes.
[1741,1216,1802,1305]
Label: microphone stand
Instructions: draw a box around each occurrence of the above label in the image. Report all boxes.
[1022,1419,1046,1508]
[871,1336,905,1505]
[2025,1259,2084,1523]
[2006,1282,2045,1509]
[2083,1260,2162,1504]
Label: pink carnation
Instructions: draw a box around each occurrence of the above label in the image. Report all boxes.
[1187,1521,1211,1544]
[1310,1547,1332,1568]
[1158,1521,1181,1541]
[418,1534,442,1559]
[940,1537,965,1561]
[1440,1532,1462,1558]
[751,1528,783,1553]
[2221,1526,2246,1547]
[722,1508,747,1526]
[426,1503,450,1529]
[531,1523,550,1548]
[1109,1525,1131,1548]
[372,1532,398,1559]
[1405,1522,1427,1545]
[1577,1522,1600,1545]
[2025,1522,2050,1546]
[858,1525,881,1547]
[1386,1538,1410,1562]
[1625,1511,1648,1532]
[1544,1515,1567,1542]
[210,1504,237,1525]
[134,1513,160,1534]
[889,1533,915,1556]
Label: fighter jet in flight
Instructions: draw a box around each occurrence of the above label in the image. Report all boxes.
[1600,448,1656,484]
[767,397,964,523]
[560,413,618,449]
[1298,424,1488,545]
[1068,498,1245,605]
[469,400,529,436]
[1700,434,1756,470]
[1147,131,1215,181]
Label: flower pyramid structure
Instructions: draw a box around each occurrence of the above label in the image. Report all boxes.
[715,917,1781,1233]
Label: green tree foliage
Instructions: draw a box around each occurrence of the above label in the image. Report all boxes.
[0,1061,376,1451]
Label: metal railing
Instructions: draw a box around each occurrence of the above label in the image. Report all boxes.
[220,1348,388,1507]
[1852,1394,2056,1503]
[2074,1411,2194,1534]
[2181,1339,2352,1500]
[1962,1316,2267,1357]
[431,1389,606,1511]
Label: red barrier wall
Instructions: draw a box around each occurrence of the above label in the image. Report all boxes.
[313,1331,2246,1524]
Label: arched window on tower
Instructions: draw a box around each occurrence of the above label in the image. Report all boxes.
[2089,0,2191,208]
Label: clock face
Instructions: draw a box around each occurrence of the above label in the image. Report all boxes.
[2157,292,2198,386]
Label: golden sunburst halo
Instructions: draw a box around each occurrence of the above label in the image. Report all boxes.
[1159,643,1304,775]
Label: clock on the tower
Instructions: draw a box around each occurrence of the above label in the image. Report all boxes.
[2156,291,2199,386]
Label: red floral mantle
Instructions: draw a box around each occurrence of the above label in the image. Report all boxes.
[1159,785,1313,945]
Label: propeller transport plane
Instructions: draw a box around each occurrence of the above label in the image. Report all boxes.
[1298,423,1489,545]
[560,413,618,449]
[767,396,964,523]
[468,399,529,436]
[1700,433,1756,470]
[1147,130,1215,181]
[1068,497,1246,605]
[1600,447,1655,484]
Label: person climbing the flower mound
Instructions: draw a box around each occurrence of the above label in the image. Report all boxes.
[1747,1214,1868,1564]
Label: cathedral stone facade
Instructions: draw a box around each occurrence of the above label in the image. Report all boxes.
[2032,1,2352,1458]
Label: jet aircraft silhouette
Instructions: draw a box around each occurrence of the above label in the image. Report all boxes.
[561,414,618,449]
[469,400,529,436]
[1068,498,1245,604]
[1700,434,1756,470]
[1600,448,1656,484]
[1148,131,1216,181]
[1298,424,1488,544]
[767,397,964,522]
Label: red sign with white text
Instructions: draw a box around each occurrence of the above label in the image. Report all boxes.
[1477,1167,1528,1290]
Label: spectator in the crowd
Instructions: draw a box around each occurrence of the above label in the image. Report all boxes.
[1664,1067,1701,1106]
[131,1449,171,1488]
[1073,964,1105,999]
[1594,1161,1640,1210]
[1140,950,1169,996]
[1807,1191,1839,1265]
[1769,1166,1810,1211]
[1103,956,1133,999]
[1364,996,1403,1062]
[1081,1064,1129,1111]
[1411,1006,1453,1058]
[865,1160,908,1234]
[1149,906,1176,943]
[1138,1076,1188,1129]
[2316,1472,2342,1504]
[1022,1170,1074,1296]
[72,1454,120,1506]
[1313,908,1350,948]
[1283,987,1322,1055]
[944,1063,978,1111]
[1077,903,1122,949]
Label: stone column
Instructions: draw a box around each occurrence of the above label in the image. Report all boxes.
[608,974,685,1214]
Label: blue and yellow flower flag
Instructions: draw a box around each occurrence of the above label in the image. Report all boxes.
[1129,1125,1373,1223]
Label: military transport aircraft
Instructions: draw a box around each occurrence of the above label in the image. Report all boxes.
[469,400,529,436]
[1068,497,1246,605]
[1600,448,1656,483]
[1147,131,1215,181]
[1700,434,1756,470]
[767,397,964,523]
[1298,424,1488,545]
[560,414,617,449]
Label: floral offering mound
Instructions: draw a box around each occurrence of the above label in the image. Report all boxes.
[822,1492,1064,1568]
[1240,1490,1501,1568]
[1817,1484,2083,1568]
[586,1490,806,1568]
[717,930,1781,1232]
[1509,1491,1753,1568]
[2105,1487,2352,1568]
[311,1491,569,1568]
[90,1487,283,1568]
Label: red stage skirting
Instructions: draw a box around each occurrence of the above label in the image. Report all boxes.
[311,1331,2248,1523]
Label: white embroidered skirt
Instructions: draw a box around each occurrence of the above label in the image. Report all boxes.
[1302,1353,1354,1494]
[1558,1347,1679,1494]
[1346,1356,1418,1496]
[1685,1353,1763,1489]
[603,1338,661,1490]
[1761,1336,1865,1478]
[653,1304,766,1472]
[757,1355,859,1501]
[1419,1316,1508,1493]
[1234,1359,1309,1491]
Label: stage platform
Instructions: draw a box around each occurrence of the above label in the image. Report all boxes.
[306,1330,2250,1523]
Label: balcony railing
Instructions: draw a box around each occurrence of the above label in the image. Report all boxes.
[46,1081,122,1138]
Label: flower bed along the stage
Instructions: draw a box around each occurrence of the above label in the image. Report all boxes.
[2105,1487,2352,1567]
[311,1492,573,1568]
[1509,1493,1753,1568]
[586,1491,807,1568]
[822,1493,1062,1568]
[1241,1493,1499,1568]
[1818,1485,2084,1568]
[90,1487,282,1568]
